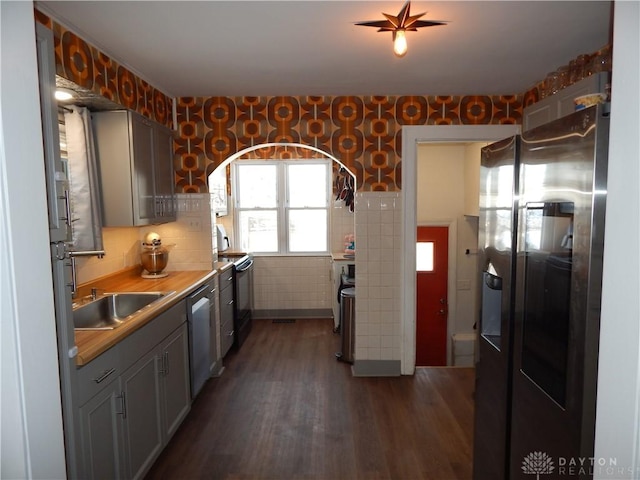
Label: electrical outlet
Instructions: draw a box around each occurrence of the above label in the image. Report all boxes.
[188,219,202,232]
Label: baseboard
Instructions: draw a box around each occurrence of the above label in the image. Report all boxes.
[252,308,333,320]
[352,360,401,377]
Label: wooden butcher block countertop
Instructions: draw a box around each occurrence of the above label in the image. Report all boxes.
[73,265,231,366]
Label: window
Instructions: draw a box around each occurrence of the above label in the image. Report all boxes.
[234,160,330,254]
[416,242,435,272]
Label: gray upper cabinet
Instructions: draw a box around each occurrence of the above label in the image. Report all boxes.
[92,110,176,226]
[523,72,609,131]
[154,124,177,220]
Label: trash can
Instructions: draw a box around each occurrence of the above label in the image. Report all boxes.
[336,287,355,363]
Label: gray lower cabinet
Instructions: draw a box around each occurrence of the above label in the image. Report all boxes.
[77,300,190,479]
[219,271,235,357]
[121,346,163,480]
[209,276,223,376]
[78,379,125,479]
[159,324,191,439]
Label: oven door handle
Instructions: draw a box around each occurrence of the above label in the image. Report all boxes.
[236,259,253,272]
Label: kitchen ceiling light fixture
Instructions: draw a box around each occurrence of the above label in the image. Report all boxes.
[356,1,448,58]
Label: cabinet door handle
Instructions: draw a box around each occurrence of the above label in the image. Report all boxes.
[66,256,77,296]
[116,391,127,419]
[227,299,234,305]
[164,351,169,376]
[94,367,116,384]
[157,354,165,375]
[59,189,71,227]
[228,330,234,337]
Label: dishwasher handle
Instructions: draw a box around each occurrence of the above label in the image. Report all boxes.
[189,283,211,302]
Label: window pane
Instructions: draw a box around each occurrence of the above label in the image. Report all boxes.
[237,164,277,208]
[416,242,434,271]
[238,210,278,252]
[289,210,327,252]
[288,164,327,208]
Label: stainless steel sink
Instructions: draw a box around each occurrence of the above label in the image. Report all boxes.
[73,292,169,330]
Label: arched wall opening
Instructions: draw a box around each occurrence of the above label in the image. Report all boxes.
[209,142,357,323]
[206,142,357,188]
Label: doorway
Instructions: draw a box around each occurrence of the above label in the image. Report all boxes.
[401,125,521,374]
[416,226,449,366]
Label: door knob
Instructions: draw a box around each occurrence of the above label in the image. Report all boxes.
[439,298,446,304]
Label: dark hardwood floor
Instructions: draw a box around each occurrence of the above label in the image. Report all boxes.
[146,318,475,480]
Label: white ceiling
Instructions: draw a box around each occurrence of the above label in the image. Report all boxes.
[37,1,612,98]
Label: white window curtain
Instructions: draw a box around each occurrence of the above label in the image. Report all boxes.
[63,106,103,251]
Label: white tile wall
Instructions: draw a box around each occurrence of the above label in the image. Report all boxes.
[252,256,332,310]
[141,194,213,272]
[354,192,403,362]
[331,200,356,252]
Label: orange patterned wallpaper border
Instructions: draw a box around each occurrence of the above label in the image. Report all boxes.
[35,8,609,194]
[175,95,523,193]
[34,9,173,129]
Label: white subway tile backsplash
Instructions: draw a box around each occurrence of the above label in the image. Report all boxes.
[76,194,214,285]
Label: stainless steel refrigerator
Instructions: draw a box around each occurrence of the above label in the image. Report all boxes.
[474,104,610,479]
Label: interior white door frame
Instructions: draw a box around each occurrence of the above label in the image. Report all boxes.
[401,124,520,375]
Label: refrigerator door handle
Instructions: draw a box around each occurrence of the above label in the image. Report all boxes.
[484,271,503,290]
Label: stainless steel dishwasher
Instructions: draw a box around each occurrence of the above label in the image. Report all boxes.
[187,283,213,399]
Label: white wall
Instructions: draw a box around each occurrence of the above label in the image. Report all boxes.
[417,144,465,221]
[0,2,66,477]
[594,2,640,477]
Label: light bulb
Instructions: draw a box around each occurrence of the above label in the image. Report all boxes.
[55,89,75,101]
[393,30,408,57]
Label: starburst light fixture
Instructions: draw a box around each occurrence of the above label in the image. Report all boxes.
[355,1,448,58]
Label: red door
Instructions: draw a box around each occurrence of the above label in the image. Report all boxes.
[416,226,449,366]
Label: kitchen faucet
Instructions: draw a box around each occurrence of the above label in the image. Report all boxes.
[68,249,106,298]
[90,287,105,300]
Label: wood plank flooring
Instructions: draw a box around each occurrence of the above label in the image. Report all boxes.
[146,318,475,480]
